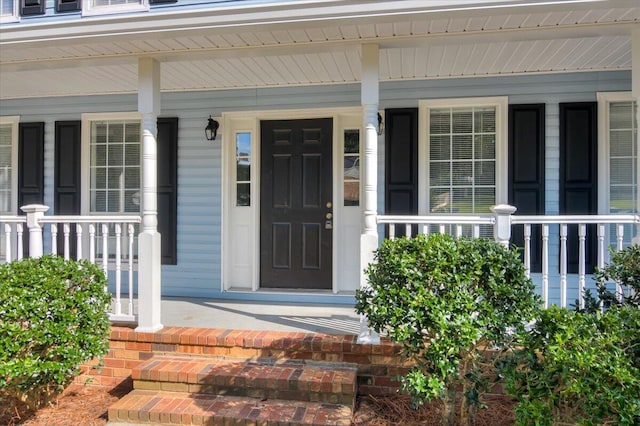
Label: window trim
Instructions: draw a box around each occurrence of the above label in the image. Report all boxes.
[82,0,149,17]
[0,0,19,23]
[0,116,19,215]
[418,96,508,215]
[597,91,638,215]
[81,112,142,216]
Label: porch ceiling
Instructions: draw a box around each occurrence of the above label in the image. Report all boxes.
[0,2,638,99]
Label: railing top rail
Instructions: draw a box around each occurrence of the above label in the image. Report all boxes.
[0,216,26,223]
[377,215,495,225]
[40,215,142,224]
[511,214,640,225]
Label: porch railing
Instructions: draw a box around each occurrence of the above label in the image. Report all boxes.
[0,206,141,323]
[378,206,640,309]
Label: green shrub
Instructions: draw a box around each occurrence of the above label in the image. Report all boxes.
[355,234,540,426]
[503,306,640,425]
[582,245,640,312]
[0,255,111,409]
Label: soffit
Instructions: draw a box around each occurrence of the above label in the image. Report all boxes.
[0,5,637,99]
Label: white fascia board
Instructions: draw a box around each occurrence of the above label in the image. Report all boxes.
[1,0,636,46]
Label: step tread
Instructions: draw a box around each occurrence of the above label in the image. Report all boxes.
[109,389,352,425]
[133,356,356,402]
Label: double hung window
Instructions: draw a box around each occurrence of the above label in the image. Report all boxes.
[421,98,507,212]
[598,92,638,246]
[0,0,18,23]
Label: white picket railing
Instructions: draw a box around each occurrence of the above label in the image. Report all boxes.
[0,216,26,262]
[0,210,141,323]
[378,208,640,309]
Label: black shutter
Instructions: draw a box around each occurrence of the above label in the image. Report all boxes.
[18,122,45,208]
[54,121,81,258]
[21,0,45,15]
[509,104,545,272]
[157,117,178,265]
[560,102,597,274]
[384,108,418,236]
[18,122,45,257]
[56,0,81,12]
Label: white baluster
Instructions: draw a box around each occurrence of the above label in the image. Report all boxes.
[616,224,624,302]
[51,223,58,255]
[101,224,109,278]
[597,224,605,271]
[114,224,122,317]
[76,224,83,260]
[388,224,395,239]
[578,224,587,310]
[16,223,23,260]
[63,223,70,260]
[597,224,606,312]
[439,224,445,235]
[455,225,462,239]
[4,223,12,262]
[128,224,135,317]
[473,225,480,239]
[405,224,411,238]
[616,224,624,251]
[523,224,531,279]
[89,224,96,263]
[542,224,549,308]
[421,224,429,235]
[560,224,567,308]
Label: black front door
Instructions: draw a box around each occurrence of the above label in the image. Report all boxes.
[260,118,333,289]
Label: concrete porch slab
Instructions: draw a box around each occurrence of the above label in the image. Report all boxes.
[155,297,360,335]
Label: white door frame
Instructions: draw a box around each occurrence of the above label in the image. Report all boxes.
[222,106,363,294]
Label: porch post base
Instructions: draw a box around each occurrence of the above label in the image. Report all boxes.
[136,231,163,333]
[358,232,380,345]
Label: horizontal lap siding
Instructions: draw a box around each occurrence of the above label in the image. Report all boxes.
[0,70,631,302]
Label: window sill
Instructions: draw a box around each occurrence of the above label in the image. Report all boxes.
[0,15,19,24]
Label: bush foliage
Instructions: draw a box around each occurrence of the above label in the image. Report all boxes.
[503,306,640,425]
[355,234,540,426]
[0,255,111,409]
[582,245,640,312]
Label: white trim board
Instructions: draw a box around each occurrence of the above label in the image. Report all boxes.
[222,106,364,295]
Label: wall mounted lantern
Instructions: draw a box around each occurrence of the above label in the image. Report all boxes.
[205,115,220,141]
[377,112,384,136]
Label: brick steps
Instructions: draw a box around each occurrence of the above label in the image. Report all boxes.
[109,355,357,425]
[108,389,352,425]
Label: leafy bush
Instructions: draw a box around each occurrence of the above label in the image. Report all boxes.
[582,245,640,312]
[0,255,111,409]
[503,306,640,425]
[355,234,540,426]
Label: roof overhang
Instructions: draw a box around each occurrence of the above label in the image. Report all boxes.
[0,0,638,99]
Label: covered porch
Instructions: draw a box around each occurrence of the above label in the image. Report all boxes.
[0,1,639,341]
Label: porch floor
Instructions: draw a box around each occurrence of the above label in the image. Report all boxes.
[134,297,361,335]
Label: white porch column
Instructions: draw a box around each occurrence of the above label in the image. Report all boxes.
[21,204,49,258]
[136,57,163,333]
[358,44,380,344]
[632,29,640,243]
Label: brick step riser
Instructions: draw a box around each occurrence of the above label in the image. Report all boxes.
[108,390,353,426]
[134,379,355,406]
[131,356,357,407]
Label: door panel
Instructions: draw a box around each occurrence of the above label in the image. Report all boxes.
[260,118,333,289]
